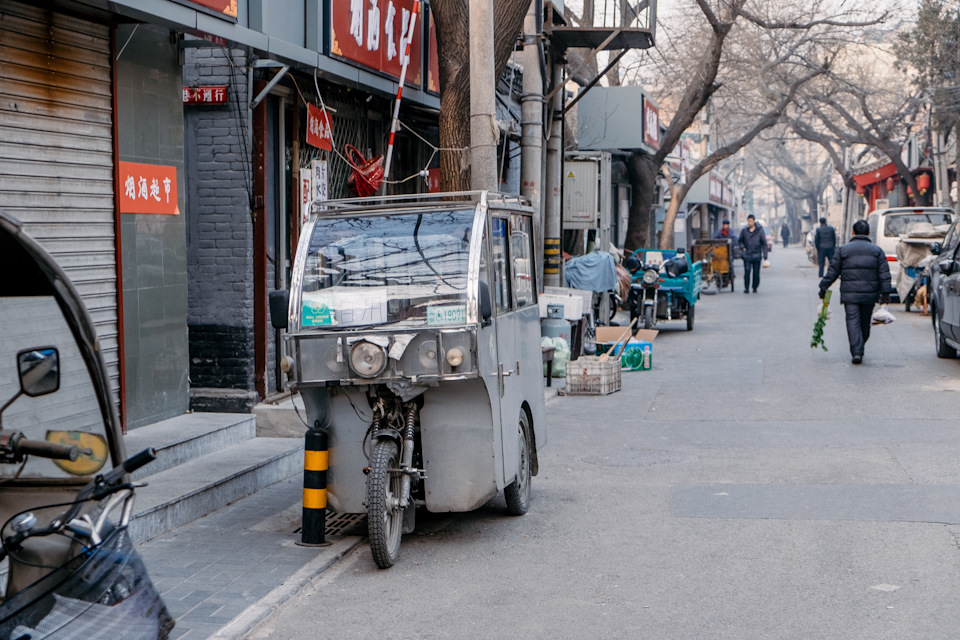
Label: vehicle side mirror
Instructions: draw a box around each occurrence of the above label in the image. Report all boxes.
[268,290,290,330]
[930,242,942,256]
[478,281,493,325]
[939,260,958,276]
[17,347,59,397]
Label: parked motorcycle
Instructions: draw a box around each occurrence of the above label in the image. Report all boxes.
[625,248,701,331]
[0,211,173,639]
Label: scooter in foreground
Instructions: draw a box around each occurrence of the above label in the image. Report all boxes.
[0,211,173,639]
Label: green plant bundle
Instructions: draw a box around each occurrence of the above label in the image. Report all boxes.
[811,289,832,351]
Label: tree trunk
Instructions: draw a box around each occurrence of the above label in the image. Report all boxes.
[433,0,529,192]
[624,153,657,251]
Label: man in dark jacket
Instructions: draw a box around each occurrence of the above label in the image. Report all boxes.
[818,219,892,364]
[780,222,790,248]
[814,217,837,277]
[738,214,768,293]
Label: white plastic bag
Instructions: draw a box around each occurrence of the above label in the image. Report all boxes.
[871,304,895,325]
[762,259,771,268]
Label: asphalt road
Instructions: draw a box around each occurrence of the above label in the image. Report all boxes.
[247,246,960,640]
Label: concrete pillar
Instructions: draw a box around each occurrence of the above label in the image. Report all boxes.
[469,0,499,191]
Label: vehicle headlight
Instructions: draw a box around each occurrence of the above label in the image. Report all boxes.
[642,269,659,284]
[349,340,387,378]
[445,347,464,368]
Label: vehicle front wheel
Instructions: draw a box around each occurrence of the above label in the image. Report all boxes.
[504,412,532,516]
[643,306,654,330]
[934,312,957,358]
[686,304,695,331]
[367,440,403,568]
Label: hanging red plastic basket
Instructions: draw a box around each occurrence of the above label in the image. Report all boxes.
[345,144,384,197]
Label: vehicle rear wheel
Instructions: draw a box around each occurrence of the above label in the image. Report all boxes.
[504,412,532,516]
[686,304,695,331]
[934,312,957,358]
[367,440,403,568]
[643,306,654,330]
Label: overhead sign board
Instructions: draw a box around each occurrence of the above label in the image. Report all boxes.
[330,0,423,85]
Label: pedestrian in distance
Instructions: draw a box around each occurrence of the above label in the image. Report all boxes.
[814,217,837,278]
[818,219,892,365]
[780,222,790,248]
[738,214,768,294]
[714,219,736,241]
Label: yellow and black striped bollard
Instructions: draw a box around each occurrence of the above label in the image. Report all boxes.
[299,429,330,546]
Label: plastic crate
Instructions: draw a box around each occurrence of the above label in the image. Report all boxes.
[564,356,621,395]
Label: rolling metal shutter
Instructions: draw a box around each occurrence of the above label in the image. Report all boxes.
[0,1,120,404]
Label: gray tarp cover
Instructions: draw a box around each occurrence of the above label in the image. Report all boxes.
[563,251,618,293]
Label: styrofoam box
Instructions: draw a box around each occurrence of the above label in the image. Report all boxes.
[539,288,589,320]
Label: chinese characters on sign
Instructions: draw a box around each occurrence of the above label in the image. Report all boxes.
[331,0,424,84]
[306,104,334,151]
[427,168,441,193]
[643,98,660,149]
[118,162,179,215]
[182,86,228,105]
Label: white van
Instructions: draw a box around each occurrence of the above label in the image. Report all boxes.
[866,207,955,282]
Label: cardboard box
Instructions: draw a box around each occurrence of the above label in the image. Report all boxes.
[594,326,658,343]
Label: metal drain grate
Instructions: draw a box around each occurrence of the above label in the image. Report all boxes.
[323,512,367,536]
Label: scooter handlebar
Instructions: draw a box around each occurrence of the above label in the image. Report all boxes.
[99,448,156,486]
[13,437,83,462]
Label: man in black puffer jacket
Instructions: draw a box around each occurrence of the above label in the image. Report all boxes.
[818,219,892,364]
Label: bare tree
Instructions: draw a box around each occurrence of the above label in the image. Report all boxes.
[619,0,888,251]
[433,0,530,191]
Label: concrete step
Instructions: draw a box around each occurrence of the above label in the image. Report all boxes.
[129,436,304,544]
[124,412,257,480]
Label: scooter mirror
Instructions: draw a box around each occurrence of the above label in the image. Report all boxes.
[931,242,942,256]
[17,347,60,398]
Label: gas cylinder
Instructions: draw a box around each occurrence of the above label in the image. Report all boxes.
[541,304,571,344]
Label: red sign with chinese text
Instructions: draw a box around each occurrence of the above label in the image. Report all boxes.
[118,162,179,215]
[331,0,423,85]
[306,104,334,151]
[427,10,440,94]
[427,168,441,192]
[643,98,660,149]
[183,86,228,105]
[183,0,237,18]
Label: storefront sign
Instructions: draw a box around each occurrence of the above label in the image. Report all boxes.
[643,98,660,149]
[119,162,179,215]
[330,0,423,85]
[312,159,329,202]
[177,0,237,19]
[306,104,334,151]
[427,168,441,192]
[427,10,440,94]
[182,86,228,105]
[709,174,723,204]
[300,169,313,227]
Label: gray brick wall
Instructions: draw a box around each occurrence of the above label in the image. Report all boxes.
[183,46,256,393]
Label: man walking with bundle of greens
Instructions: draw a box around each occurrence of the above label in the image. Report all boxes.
[818,219,892,365]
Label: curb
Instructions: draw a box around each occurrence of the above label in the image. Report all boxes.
[207,536,364,640]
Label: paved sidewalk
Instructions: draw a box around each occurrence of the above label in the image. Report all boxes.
[138,475,362,640]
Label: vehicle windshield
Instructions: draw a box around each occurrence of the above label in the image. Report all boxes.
[299,209,475,329]
[0,296,110,479]
[884,212,953,237]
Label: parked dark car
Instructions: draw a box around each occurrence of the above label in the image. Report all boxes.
[930,218,960,358]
